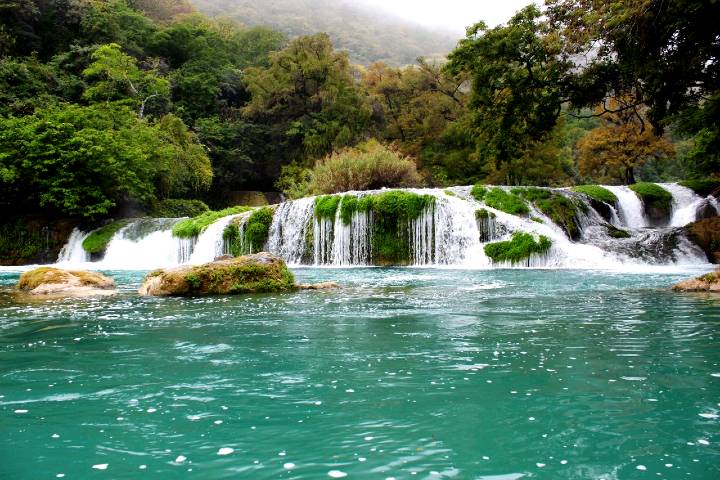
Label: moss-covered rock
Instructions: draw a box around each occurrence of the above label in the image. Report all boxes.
[572,185,618,222]
[83,220,130,256]
[679,179,720,197]
[606,224,631,239]
[484,232,552,265]
[672,269,720,293]
[17,267,115,296]
[685,217,720,263]
[223,207,275,256]
[0,217,77,266]
[172,206,252,238]
[629,183,672,226]
[513,188,582,240]
[138,252,296,296]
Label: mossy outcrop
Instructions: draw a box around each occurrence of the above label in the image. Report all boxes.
[82,220,130,257]
[685,217,720,263]
[138,252,296,296]
[223,207,275,256]
[672,269,720,293]
[572,185,618,222]
[629,183,672,226]
[471,185,529,215]
[606,224,631,239]
[484,232,552,265]
[679,179,720,197]
[513,188,583,240]
[17,267,115,296]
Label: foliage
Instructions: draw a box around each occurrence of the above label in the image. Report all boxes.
[0,103,211,219]
[172,206,251,238]
[475,209,496,220]
[151,199,209,218]
[484,232,552,264]
[446,6,570,184]
[629,183,673,211]
[281,140,422,198]
[576,99,674,184]
[244,207,274,250]
[572,185,618,204]
[82,220,130,254]
[314,196,342,220]
[679,179,720,197]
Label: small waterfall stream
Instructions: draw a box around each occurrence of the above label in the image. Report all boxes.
[55,183,715,270]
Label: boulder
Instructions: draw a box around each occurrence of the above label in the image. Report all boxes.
[139,252,296,296]
[685,217,720,263]
[17,267,115,296]
[672,269,720,293]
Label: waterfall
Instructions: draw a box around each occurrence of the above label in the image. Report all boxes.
[53,183,715,270]
[188,214,244,265]
[57,228,90,264]
[100,218,185,269]
[662,183,706,227]
[604,186,648,228]
[267,197,315,265]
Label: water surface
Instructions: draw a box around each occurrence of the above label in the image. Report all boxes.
[1,268,719,479]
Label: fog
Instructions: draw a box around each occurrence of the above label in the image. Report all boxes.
[354,0,539,33]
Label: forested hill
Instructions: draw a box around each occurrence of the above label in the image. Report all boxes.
[189,0,458,65]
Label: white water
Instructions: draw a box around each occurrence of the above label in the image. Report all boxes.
[55,183,715,270]
[605,186,648,229]
[57,228,90,264]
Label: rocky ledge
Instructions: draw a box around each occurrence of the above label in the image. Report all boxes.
[17,267,116,296]
[139,252,301,296]
[672,269,720,293]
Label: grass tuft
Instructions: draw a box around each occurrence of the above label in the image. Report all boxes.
[484,232,552,264]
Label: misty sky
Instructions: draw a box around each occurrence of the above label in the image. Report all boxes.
[358,0,539,33]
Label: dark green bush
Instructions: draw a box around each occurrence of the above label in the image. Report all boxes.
[484,232,552,264]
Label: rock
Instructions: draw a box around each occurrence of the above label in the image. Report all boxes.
[685,217,720,263]
[298,281,340,290]
[672,269,720,293]
[17,267,115,296]
[139,252,296,296]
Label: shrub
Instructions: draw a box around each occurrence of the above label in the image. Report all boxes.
[470,184,488,201]
[244,207,274,249]
[628,182,672,210]
[572,185,618,204]
[484,232,552,264]
[82,220,130,254]
[172,206,251,238]
[278,140,422,197]
[151,199,210,218]
[679,179,720,197]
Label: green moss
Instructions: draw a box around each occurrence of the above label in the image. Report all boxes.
[606,224,631,239]
[679,179,720,197]
[572,185,618,204]
[151,199,210,218]
[82,220,130,254]
[314,195,342,219]
[484,232,552,264]
[172,206,251,238]
[531,216,544,223]
[483,188,530,215]
[340,195,359,224]
[475,208,496,220]
[628,182,672,210]
[444,189,457,197]
[470,184,488,201]
[244,207,274,250]
[513,188,581,239]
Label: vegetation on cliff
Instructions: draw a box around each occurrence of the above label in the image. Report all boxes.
[172,207,251,238]
[83,220,131,255]
[629,183,673,211]
[572,186,618,205]
[484,232,552,264]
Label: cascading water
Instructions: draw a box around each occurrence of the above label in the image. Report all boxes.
[605,186,648,228]
[57,228,91,264]
[55,183,715,270]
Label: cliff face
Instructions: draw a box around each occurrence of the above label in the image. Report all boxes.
[686,217,720,264]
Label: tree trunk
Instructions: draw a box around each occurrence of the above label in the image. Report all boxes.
[625,165,636,184]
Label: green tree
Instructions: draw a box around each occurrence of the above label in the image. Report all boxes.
[83,43,170,118]
[446,6,570,184]
[243,33,371,159]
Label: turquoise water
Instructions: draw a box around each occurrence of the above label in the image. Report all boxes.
[1,267,719,479]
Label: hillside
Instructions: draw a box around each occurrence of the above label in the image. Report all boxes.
[190,0,459,65]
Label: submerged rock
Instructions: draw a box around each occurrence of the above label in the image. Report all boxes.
[138,252,297,296]
[17,267,115,296]
[298,281,340,290]
[685,217,720,263]
[672,269,720,293]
